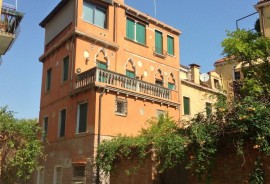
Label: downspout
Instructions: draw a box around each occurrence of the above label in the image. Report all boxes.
[96,87,106,184]
[114,3,118,73]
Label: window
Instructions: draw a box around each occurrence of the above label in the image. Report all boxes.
[126,18,146,45]
[73,165,86,177]
[62,56,69,82]
[59,109,66,137]
[37,167,45,184]
[155,30,163,55]
[115,98,127,116]
[183,97,190,115]
[234,71,241,80]
[97,61,107,82]
[156,109,165,118]
[46,68,52,91]
[155,79,163,86]
[168,82,175,90]
[97,61,107,69]
[126,70,135,78]
[77,103,88,133]
[167,35,174,55]
[53,166,63,184]
[83,1,107,28]
[42,117,48,141]
[214,79,220,89]
[206,102,212,117]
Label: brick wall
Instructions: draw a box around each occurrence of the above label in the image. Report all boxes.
[111,145,270,184]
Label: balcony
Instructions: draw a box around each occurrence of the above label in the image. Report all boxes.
[0,1,24,55]
[75,67,172,100]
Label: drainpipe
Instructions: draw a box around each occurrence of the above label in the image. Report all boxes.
[96,87,106,184]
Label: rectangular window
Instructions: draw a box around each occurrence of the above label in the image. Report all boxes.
[167,35,174,55]
[214,79,220,89]
[155,30,163,54]
[126,70,135,78]
[62,56,69,82]
[46,68,52,91]
[168,82,175,90]
[37,167,45,184]
[83,1,107,28]
[234,71,241,80]
[126,18,146,45]
[73,165,86,177]
[156,109,165,118]
[53,166,63,184]
[43,117,48,141]
[77,103,88,133]
[59,109,66,137]
[183,97,190,115]
[115,98,127,116]
[206,102,212,117]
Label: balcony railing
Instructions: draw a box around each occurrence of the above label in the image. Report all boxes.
[76,67,171,100]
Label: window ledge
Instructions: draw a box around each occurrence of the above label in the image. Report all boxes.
[82,19,108,31]
[167,53,175,57]
[115,112,127,117]
[154,52,166,59]
[124,37,148,48]
[74,132,90,137]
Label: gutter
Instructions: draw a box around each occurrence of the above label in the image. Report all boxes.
[96,87,106,184]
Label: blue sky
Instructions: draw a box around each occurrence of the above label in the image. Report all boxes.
[0,0,258,119]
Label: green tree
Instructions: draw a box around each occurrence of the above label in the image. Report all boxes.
[0,107,44,184]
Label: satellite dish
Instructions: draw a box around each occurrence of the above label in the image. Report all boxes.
[200,73,209,82]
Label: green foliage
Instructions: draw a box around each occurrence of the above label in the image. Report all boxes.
[249,158,264,184]
[0,106,44,183]
[96,30,270,183]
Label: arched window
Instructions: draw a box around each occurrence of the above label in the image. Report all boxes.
[126,60,135,78]
[155,69,163,86]
[168,73,176,90]
[96,49,108,70]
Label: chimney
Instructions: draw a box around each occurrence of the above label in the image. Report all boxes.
[189,64,201,84]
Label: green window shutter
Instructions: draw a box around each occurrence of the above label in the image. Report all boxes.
[168,83,175,90]
[183,97,190,115]
[97,61,107,69]
[63,56,69,81]
[43,117,48,140]
[95,7,106,28]
[136,23,146,45]
[126,19,135,40]
[59,109,66,137]
[206,103,212,117]
[46,68,52,91]
[167,36,174,55]
[126,70,135,78]
[83,2,94,23]
[155,30,163,54]
[78,103,87,133]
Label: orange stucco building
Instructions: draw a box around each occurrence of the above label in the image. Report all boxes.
[36,0,181,183]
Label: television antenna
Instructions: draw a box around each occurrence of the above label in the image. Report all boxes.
[200,73,209,82]
[153,0,157,18]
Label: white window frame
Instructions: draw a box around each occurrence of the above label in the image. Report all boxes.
[37,167,45,184]
[53,166,63,184]
[115,98,127,116]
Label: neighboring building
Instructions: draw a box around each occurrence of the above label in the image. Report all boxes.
[255,0,270,37]
[0,0,24,56]
[36,0,181,183]
[180,64,223,121]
